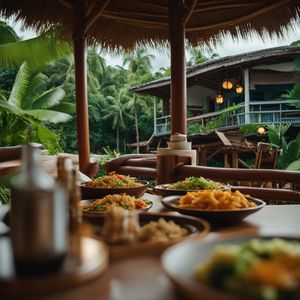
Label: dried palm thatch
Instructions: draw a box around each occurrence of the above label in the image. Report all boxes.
[0,0,299,50]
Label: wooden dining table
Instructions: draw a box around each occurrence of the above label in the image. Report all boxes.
[1,193,300,300]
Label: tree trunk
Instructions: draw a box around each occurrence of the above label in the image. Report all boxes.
[116,126,120,152]
[134,95,140,154]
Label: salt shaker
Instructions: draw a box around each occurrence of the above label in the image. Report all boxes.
[10,143,68,275]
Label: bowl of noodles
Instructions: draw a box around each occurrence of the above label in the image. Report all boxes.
[161,190,265,223]
[154,177,228,197]
[80,194,153,216]
[80,172,149,199]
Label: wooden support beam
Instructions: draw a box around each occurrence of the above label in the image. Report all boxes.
[101,11,167,29]
[224,152,228,168]
[58,0,73,9]
[186,0,290,32]
[182,0,197,25]
[206,148,223,161]
[215,130,232,147]
[73,0,90,176]
[85,0,111,33]
[168,0,186,135]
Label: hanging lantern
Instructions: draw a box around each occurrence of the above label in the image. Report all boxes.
[215,94,224,104]
[257,126,266,135]
[236,84,243,94]
[222,80,233,90]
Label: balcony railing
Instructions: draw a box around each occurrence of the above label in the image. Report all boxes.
[155,100,300,135]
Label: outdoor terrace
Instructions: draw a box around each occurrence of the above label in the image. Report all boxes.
[155,99,300,136]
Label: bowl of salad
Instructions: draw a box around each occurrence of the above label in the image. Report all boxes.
[162,236,300,300]
[80,172,149,199]
[154,177,228,197]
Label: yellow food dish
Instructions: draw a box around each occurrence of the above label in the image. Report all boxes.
[178,190,256,210]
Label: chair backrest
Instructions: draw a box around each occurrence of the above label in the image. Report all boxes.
[0,146,22,162]
[254,142,280,169]
[104,154,157,178]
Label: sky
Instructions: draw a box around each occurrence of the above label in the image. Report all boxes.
[8,18,300,72]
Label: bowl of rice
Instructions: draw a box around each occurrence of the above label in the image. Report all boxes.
[80,172,149,199]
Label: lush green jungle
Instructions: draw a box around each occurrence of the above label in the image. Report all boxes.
[0,20,218,157]
[1,21,300,171]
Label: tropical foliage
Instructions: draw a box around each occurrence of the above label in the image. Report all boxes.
[0,62,74,153]
[0,21,71,69]
[267,124,300,171]
[188,106,239,134]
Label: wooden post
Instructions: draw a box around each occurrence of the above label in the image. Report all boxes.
[168,0,186,135]
[232,149,239,168]
[153,97,157,135]
[162,98,170,116]
[244,68,250,124]
[73,0,91,176]
[157,154,191,184]
[224,152,228,168]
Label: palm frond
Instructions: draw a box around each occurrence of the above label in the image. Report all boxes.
[31,87,66,109]
[25,109,72,123]
[22,73,49,109]
[0,21,20,45]
[51,102,76,114]
[0,100,23,115]
[0,34,71,69]
[8,62,30,108]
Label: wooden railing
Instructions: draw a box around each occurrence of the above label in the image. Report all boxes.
[155,100,300,134]
[104,154,300,203]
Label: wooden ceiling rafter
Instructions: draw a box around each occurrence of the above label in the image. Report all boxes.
[186,0,291,32]
[196,0,261,7]
[86,1,97,17]
[57,0,73,10]
[100,11,167,29]
[194,2,260,13]
[188,76,218,90]
[105,9,168,20]
[85,0,111,33]
[139,0,169,10]
[182,0,198,25]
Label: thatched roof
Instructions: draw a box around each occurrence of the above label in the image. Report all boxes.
[0,1,299,50]
[130,45,300,98]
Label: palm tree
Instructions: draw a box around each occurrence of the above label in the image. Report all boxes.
[0,20,70,69]
[0,62,74,152]
[123,47,154,152]
[123,47,154,81]
[102,87,132,151]
[187,47,220,66]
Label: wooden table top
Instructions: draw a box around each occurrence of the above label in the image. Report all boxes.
[2,193,300,300]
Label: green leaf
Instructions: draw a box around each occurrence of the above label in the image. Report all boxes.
[31,87,66,109]
[286,160,300,171]
[51,102,76,114]
[8,62,30,108]
[36,124,61,154]
[0,21,20,45]
[286,140,300,164]
[0,33,71,69]
[295,132,300,146]
[0,100,23,115]
[25,109,72,123]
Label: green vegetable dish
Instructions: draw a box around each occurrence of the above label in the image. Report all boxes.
[195,238,300,300]
[168,177,223,190]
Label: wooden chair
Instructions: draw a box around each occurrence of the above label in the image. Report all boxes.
[254,142,280,169]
